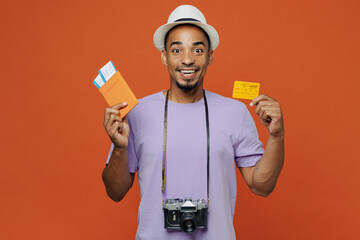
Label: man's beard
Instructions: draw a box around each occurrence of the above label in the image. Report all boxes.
[176,79,199,91]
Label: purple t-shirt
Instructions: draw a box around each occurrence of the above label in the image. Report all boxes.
[107,90,264,239]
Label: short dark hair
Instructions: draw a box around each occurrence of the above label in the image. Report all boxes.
[164,24,211,51]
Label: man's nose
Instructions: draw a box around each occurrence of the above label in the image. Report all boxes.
[181,51,195,65]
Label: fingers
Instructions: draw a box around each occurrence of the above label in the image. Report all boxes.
[250,94,282,122]
[108,119,125,136]
[104,108,118,127]
[102,102,130,149]
[249,94,284,136]
[104,102,128,127]
[105,112,127,141]
[250,94,276,107]
[105,114,123,133]
[255,105,271,122]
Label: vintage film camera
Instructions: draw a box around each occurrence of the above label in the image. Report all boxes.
[163,198,208,233]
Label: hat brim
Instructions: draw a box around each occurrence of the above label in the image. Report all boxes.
[153,21,219,51]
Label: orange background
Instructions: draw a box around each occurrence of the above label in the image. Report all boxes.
[1,0,359,239]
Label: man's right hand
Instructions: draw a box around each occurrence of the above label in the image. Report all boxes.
[104,102,130,149]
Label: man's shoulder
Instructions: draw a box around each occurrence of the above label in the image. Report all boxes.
[206,90,247,111]
[138,91,163,104]
[127,91,163,118]
[206,90,254,127]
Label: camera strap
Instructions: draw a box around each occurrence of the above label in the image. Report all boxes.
[162,90,210,206]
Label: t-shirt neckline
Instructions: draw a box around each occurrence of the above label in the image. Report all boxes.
[157,90,207,106]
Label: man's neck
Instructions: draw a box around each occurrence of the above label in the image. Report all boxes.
[164,86,204,103]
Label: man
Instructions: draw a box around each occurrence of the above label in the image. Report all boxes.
[102,5,284,240]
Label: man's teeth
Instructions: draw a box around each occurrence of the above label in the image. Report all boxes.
[180,70,196,74]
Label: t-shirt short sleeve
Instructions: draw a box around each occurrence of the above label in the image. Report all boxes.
[105,124,139,173]
[234,107,264,167]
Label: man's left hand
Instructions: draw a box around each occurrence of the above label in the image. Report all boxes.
[250,94,284,138]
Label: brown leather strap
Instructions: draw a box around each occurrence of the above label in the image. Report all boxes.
[162,90,210,206]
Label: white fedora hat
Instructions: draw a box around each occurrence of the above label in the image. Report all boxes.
[153,5,219,51]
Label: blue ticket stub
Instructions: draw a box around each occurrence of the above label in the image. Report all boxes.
[99,61,117,82]
[93,74,105,89]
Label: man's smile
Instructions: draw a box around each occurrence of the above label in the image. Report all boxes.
[180,69,196,74]
[177,67,200,79]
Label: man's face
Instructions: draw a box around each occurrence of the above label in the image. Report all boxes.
[161,25,213,91]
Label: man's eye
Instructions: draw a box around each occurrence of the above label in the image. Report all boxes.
[195,49,203,53]
[173,49,181,53]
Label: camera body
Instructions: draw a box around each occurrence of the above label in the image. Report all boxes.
[163,197,208,233]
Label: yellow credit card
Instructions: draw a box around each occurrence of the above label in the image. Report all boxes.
[232,81,260,100]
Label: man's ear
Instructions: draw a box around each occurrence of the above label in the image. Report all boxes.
[208,49,214,65]
[161,50,168,66]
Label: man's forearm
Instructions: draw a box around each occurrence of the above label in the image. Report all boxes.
[252,134,284,196]
[102,147,133,202]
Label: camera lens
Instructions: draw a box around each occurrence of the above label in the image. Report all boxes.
[180,212,197,233]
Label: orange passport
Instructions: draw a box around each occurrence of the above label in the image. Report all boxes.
[99,71,138,117]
